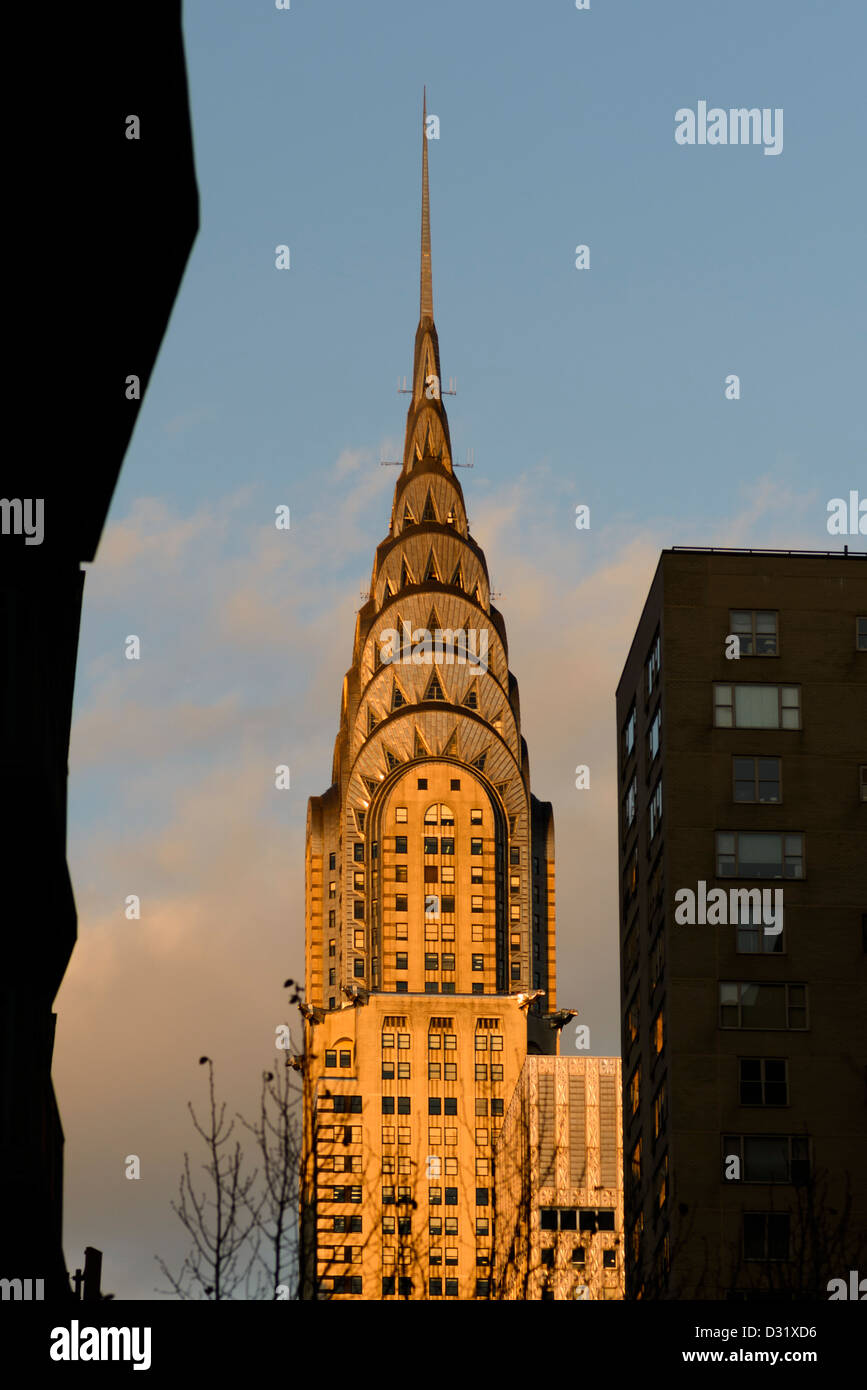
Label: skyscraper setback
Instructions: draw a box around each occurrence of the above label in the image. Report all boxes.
[299,99,563,1300]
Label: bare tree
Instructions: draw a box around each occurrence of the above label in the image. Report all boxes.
[155,1057,262,1300]
[240,1058,304,1299]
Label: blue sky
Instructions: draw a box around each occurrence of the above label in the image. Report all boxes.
[58,0,865,1299]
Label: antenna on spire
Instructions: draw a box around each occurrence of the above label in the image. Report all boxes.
[420,86,433,322]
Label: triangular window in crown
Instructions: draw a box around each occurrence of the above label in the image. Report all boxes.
[424,671,447,703]
[474,581,484,604]
[363,777,380,798]
[384,748,402,771]
[402,502,417,527]
[446,505,457,527]
[391,679,408,711]
[367,707,380,734]
[384,578,396,598]
[471,751,487,772]
[441,727,460,758]
[400,558,415,589]
[462,679,480,711]
[423,550,441,583]
[495,782,510,801]
[414,727,432,758]
[425,605,443,635]
[421,490,438,523]
[450,562,464,591]
[354,808,366,833]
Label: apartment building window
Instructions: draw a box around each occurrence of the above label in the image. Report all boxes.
[857,617,867,651]
[647,708,661,765]
[649,928,665,994]
[714,683,800,729]
[328,911,335,928]
[354,929,364,950]
[723,1135,810,1183]
[471,954,485,972]
[328,881,336,898]
[630,1136,642,1183]
[729,610,778,656]
[646,631,661,697]
[382,1061,395,1080]
[510,847,520,865]
[476,1188,489,1206]
[623,776,637,833]
[328,969,336,986]
[445,1188,458,1206]
[716,830,804,878]
[353,958,365,977]
[394,806,407,823]
[471,896,484,914]
[395,835,407,854]
[652,1080,667,1141]
[395,952,408,970]
[471,838,483,855]
[571,1247,585,1266]
[733,756,781,803]
[628,1065,640,1119]
[329,853,336,870]
[603,1250,618,1269]
[737,905,784,955]
[354,842,365,862]
[397,1033,411,1049]
[626,993,639,1049]
[649,778,663,841]
[739,1058,788,1105]
[743,1213,790,1261]
[720,982,808,1029]
[651,1007,664,1056]
[623,704,636,761]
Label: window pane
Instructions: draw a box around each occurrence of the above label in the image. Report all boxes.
[734,686,779,727]
[741,984,786,1028]
[744,1136,789,1182]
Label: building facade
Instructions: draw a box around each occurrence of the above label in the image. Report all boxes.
[300,100,564,1300]
[616,547,867,1298]
[494,1056,624,1300]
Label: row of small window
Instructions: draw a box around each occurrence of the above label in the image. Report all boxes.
[383,1063,506,1081]
[392,804,485,826]
[324,1050,352,1069]
[379,1187,492,1206]
[389,982,493,994]
[387,953,491,971]
[390,837,488,856]
[380,1278,489,1297]
[540,1207,616,1232]
[381,1032,504,1051]
[623,707,662,771]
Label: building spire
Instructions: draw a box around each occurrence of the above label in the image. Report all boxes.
[420,87,433,322]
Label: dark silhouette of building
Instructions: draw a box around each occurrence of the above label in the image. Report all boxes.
[616,547,867,1298]
[1,3,198,1297]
